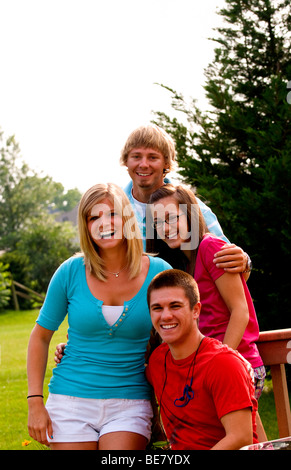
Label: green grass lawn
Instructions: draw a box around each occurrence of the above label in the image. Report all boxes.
[0,309,284,450]
[0,309,68,450]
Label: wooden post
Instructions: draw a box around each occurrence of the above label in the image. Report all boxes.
[270,364,291,438]
[10,279,45,310]
[10,280,20,311]
[257,329,291,439]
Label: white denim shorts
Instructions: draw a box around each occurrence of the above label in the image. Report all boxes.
[45,393,153,443]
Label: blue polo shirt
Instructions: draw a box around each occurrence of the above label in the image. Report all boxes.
[37,254,171,399]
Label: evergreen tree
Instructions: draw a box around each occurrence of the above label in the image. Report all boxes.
[153,0,291,329]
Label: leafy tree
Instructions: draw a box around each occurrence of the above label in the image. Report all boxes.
[153,0,291,330]
[52,187,82,213]
[11,216,78,293]
[0,129,81,307]
[0,129,81,251]
[0,262,11,310]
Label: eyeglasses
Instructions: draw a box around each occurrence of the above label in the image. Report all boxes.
[153,214,182,229]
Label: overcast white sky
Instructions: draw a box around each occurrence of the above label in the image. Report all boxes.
[0,0,225,192]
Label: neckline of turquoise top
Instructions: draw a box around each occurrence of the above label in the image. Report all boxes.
[80,255,153,334]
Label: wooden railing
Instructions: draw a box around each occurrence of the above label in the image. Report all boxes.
[11,280,45,310]
[257,329,291,438]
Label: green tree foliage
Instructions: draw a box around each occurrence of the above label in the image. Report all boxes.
[0,262,11,310]
[153,0,291,330]
[0,129,81,251]
[3,217,78,296]
[0,129,80,307]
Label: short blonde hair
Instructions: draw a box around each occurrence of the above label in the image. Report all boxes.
[120,124,176,174]
[78,183,143,281]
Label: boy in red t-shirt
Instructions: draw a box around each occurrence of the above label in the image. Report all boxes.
[146,269,258,450]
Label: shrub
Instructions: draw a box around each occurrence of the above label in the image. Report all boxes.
[0,262,11,310]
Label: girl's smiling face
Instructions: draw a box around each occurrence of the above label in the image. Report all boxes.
[87,197,124,248]
[152,196,190,249]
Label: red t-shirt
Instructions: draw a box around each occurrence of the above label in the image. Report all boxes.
[194,234,263,368]
[146,337,258,450]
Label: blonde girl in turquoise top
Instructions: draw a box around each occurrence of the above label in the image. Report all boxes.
[27,183,171,450]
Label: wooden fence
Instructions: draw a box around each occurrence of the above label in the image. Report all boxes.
[10,280,45,310]
[257,329,291,439]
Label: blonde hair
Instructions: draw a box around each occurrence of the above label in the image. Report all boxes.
[120,124,176,174]
[78,183,143,281]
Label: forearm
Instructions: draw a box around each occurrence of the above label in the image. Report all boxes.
[223,307,249,350]
[215,273,249,351]
[211,433,247,450]
[213,244,251,277]
[27,325,52,395]
[27,325,54,445]
[211,409,253,450]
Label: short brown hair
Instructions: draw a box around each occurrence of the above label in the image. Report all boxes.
[147,269,200,310]
[120,124,176,174]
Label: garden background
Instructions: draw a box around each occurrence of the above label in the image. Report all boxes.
[1,0,290,450]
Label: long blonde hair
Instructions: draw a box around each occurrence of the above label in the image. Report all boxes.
[78,183,143,281]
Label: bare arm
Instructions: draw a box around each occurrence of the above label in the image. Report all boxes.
[27,324,55,445]
[215,272,249,351]
[211,408,253,450]
[213,244,251,281]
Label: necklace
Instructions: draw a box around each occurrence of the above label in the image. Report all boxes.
[105,265,127,278]
[174,336,204,407]
[161,336,204,409]
[157,336,205,449]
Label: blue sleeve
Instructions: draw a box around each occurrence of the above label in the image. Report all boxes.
[152,256,173,273]
[197,197,230,243]
[161,259,172,271]
[36,261,69,331]
[123,181,133,199]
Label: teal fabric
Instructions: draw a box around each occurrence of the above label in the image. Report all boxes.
[37,255,171,399]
